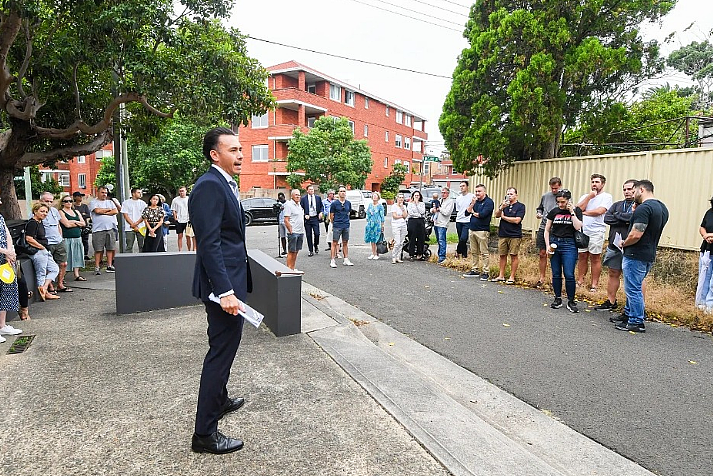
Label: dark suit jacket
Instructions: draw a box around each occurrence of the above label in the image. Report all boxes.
[189,166,252,302]
[300,194,323,219]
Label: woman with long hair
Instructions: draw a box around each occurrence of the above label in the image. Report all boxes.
[141,194,166,253]
[365,191,385,260]
[696,195,713,314]
[406,190,426,260]
[25,202,60,301]
[391,193,408,264]
[59,194,86,281]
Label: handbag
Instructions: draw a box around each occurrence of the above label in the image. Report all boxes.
[376,233,388,255]
[574,229,590,249]
[15,222,39,256]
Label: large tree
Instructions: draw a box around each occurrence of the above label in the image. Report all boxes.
[440,0,675,177]
[0,0,274,218]
[667,40,713,109]
[286,117,372,191]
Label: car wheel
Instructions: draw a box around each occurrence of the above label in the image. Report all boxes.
[358,207,366,219]
[245,212,253,226]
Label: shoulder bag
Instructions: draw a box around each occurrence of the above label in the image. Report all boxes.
[376,232,389,255]
[16,222,39,256]
[574,229,590,249]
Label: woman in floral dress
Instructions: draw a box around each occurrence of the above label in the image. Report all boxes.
[364,192,385,260]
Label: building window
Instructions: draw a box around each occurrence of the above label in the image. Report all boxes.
[307,116,316,128]
[413,140,422,152]
[330,83,341,101]
[95,150,104,160]
[385,105,389,117]
[58,173,70,187]
[405,137,411,150]
[78,155,85,164]
[384,157,388,168]
[348,120,355,133]
[424,162,430,175]
[78,173,86,189]
[307,84,316,94]
[395,134,402,148]
[344,90,355,107]
[251,145,269,162]
[364,97,369,109]
[251,113,268,128]
[364,125,368,137]
[404,161,410,173]
[396,110,403,124]
[385,131,389,142]
[405,114,412,127]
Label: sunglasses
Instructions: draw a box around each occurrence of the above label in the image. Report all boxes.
[62,200,72,203]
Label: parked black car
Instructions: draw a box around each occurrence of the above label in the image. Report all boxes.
[241,197,281,226]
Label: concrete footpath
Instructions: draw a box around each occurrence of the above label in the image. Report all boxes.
[0,273,653,475]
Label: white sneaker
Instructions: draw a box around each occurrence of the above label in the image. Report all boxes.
[367,254,374,260]
[373,255,379,260]
[330,259,337,268]
[0,335,5,343]
[396,258,403,263]
[343,258,354,266]
[392,258,397,264]
[0,325,22,335]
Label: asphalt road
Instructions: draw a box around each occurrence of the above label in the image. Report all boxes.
[247,217,713,476]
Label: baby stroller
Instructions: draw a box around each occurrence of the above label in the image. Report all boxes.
[400,214,433,261]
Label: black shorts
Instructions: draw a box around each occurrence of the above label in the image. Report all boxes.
[175,222,188,234]
[536,228,546,250]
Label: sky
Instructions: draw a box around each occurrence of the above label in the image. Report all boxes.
[229,0,713,154]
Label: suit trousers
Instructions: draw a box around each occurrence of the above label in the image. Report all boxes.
[304,216,321,252]
[195,300,244,435]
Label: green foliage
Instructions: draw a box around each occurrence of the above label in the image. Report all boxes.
[667,40,713,109]
[380,190,395,200]
[286,117,373,191]
[380,163,407,195]
[440,0,674,177]
[14,166,63,199]
[0,0,275,218]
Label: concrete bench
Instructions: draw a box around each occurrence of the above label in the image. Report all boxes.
[115,250,302,338]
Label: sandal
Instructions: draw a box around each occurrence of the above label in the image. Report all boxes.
[506,279,515,285]
[38,288,46,302]
[45,293,60,300]
[490,277,506,282]
[535,280,543,288]
[58,287,73,292]
[74,276,87,281]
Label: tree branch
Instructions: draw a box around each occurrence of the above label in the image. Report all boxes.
[0,11,21,104]
[16,18,33,99]
[73,62,81,120]
[18,130,113,167]
[35,92,173,140]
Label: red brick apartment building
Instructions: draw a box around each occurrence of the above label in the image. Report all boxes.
[39,143,113,197]
[238,60,429,193]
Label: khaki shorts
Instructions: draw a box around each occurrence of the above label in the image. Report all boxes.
[92,229,117,252]
[498,237,522,256]
[578,230,605,255]
[47,242,68,264]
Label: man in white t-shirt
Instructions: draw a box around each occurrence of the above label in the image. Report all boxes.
[121,187,147,252]
[454,180,474,258]
[89,185,119,274]
[576,173,613,291]
[171,186,191,251]
[283,189,306,271]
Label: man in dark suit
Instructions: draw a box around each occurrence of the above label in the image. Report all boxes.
[189,127,252,454]
[299,184,323,256]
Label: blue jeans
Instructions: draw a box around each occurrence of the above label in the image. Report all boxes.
[695,251,713,312]
[622,256,652,324]
[550,237,578,301]
[435,226,447,262]
[29,249,59,287]
[456,222,469,257]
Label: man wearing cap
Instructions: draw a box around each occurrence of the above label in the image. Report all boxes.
[121,187,147,253]
[72,191,91,260]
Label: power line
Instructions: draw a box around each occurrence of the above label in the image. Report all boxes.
[370,0,465,25]
[345,0,463,32]
[434,0,471,8]
[247,35,453,79]
[408,0,470,18]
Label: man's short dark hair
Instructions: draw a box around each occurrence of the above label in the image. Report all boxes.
[624,179,637,187]
[475,183,486,190]
[203,127,236,161]
[549,177,561,186]
[130,187,141,194]
[634,179,654,193]
[97,186,109,193]
[460,180,469,186]
[591,173,606,183]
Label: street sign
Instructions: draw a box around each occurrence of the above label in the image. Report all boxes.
[423,155,440,162]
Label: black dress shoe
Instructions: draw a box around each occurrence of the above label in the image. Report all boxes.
[308,252,314,257]
[191,431,243,454]
[218,397,245,420]
[314,248,319,254]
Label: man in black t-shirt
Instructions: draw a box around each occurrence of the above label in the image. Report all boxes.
[615,180,669,333]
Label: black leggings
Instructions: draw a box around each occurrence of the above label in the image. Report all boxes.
[407,218,426,257]
[18,273,28,308]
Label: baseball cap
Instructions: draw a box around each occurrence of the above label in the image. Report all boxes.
[72,191,85,197]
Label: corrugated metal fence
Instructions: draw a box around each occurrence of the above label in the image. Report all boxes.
[470,147,713,251]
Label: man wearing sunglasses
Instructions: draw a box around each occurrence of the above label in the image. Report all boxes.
[329,187,354,268]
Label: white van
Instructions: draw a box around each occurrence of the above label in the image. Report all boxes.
[345,190,367,219]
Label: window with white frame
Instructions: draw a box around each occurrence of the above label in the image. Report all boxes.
[95,150,105,160]
[344,90,355,106]
[405,114,412,126]
[385,105,389,117]
[58,173,70,187]
[396,110,403,124]
[385,131,389,142]
[78,155,85,164]
[251,145,268,162]
[364,97,369,109]
[348,120,355,133]
[364,125,368,137]
[78,173,86,188]
[395,134,402,148]
[413,140,422,152]
[330,83,341,101]
[424,162,430,175]
[251,113,268,128]
[307,83,316,94]
[404,161,410,173]
[405,137,411,150]
[383,157,388,168]
[307,116,316,128]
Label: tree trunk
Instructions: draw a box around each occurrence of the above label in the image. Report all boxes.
[0,120,33,219]
[0,166,22,219]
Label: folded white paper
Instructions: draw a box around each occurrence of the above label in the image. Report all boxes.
[208,293,264,328]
